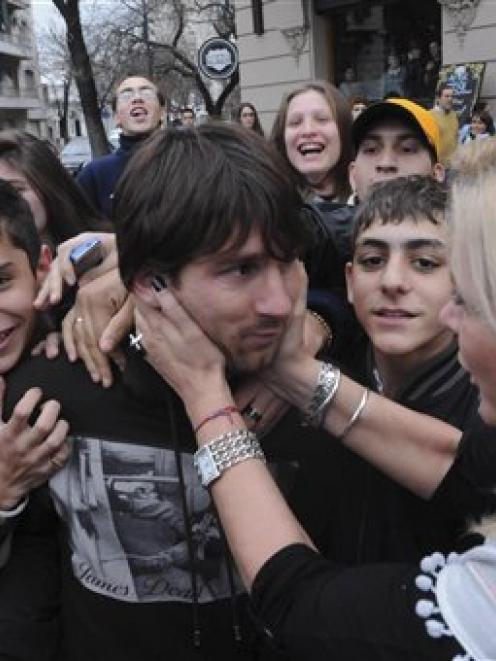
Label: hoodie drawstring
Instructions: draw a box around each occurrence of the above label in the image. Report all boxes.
[168,399,202,649]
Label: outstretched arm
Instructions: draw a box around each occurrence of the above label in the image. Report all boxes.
[259,265,461,499]
[263,355,459,499]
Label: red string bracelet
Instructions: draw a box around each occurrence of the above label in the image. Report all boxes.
[194,406,240,434]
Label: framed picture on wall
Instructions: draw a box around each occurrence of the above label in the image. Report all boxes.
[437,62,486,126]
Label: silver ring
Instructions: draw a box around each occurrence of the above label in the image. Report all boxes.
[243,404,263,424]
[129,331,145,354]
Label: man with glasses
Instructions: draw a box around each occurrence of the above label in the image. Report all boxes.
[77,75,165,219]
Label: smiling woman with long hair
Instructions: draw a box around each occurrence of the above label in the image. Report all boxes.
[270,81,353,203]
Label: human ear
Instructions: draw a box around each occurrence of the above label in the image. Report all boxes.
[131,271,158,305]
[348,161,357,193]
[432,162,445,183]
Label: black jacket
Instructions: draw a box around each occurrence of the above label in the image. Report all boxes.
[1,352,330,661]
[77,133,146,219]
[250,416,496,660]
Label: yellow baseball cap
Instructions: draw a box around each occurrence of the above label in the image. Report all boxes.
[353,97,441,161]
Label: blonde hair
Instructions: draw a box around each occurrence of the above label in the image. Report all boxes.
[450,140,496,335]
[450,140,496,540]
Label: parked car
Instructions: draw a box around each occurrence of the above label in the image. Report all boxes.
[60,134,119,176]
[60,136,92,176]
[108,128,121,149]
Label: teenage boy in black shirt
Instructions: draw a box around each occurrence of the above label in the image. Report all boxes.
[292,175,483,565]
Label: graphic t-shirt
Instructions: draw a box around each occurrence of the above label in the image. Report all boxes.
[51,435,241,605]
[4,352,325,661]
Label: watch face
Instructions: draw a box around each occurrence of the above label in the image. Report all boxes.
[194,446,220,487]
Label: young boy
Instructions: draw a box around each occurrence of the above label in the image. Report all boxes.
[0,179,68,558]
[292,175,481,564]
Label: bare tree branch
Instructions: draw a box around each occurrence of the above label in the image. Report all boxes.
[49,0,238,138]
[51,0,110,155]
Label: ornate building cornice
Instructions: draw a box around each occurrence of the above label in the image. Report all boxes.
[281,26,309,66]
[438,0,482,47]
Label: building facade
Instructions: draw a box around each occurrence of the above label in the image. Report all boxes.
[235,0,495,133]
[0,0,47,134]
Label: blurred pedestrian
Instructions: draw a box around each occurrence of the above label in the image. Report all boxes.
[235,102,265,137]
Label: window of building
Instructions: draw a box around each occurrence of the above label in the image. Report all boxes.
[24,68,35,92]
[322,0,441,108]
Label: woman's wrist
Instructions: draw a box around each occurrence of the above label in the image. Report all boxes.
[176,367,227,412]
[183,377,244,445]
[195,409,247,446]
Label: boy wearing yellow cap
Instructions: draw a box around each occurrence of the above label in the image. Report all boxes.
[349,97,445,203]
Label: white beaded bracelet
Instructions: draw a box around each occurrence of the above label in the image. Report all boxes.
[0,495,29,521]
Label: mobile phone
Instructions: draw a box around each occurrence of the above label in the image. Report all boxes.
[69,238,104,277]
[151,274,168,292]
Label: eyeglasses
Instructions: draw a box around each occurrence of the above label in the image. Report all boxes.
[117,87,158,102]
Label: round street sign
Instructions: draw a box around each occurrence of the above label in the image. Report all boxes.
[198,37,238,80]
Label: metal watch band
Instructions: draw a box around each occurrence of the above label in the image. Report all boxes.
[194,429,266,488]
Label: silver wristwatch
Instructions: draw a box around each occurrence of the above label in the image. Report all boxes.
[194,429,265,488]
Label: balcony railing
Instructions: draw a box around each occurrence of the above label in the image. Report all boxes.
[7,1,29,8]
[0,30,32,49]
[0,85,38,99]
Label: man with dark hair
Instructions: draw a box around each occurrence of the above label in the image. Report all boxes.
[430,83,458,165]
[349,97,444,203]
[116,124,306,290]
[77,75,165,218]
[292,175,481,566]
[3,124,324,661]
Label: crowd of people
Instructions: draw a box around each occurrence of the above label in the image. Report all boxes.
[339,40,441,107]
[0,70,495,661]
